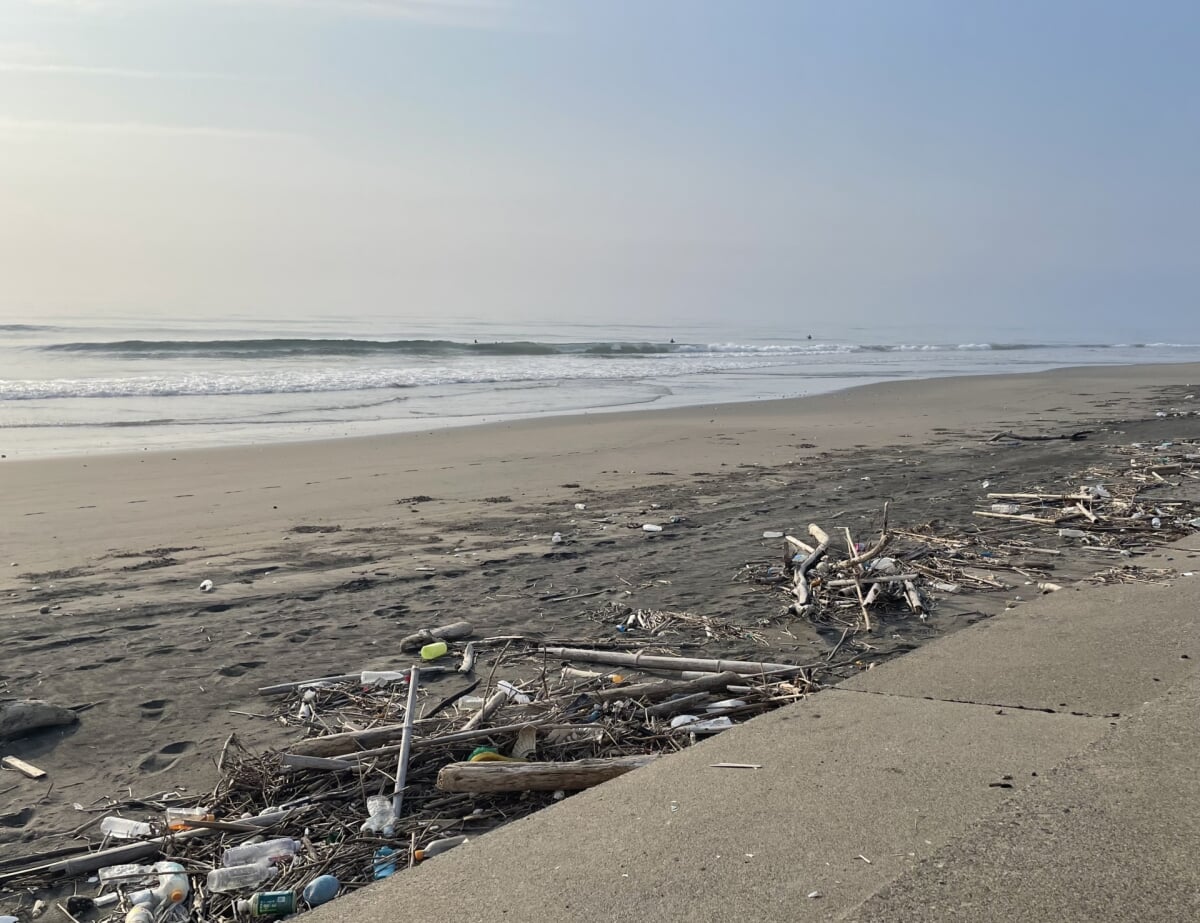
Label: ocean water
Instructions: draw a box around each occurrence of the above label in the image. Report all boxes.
[2,313,1198,459]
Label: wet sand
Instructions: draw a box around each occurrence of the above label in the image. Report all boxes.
[1,363,1197,857]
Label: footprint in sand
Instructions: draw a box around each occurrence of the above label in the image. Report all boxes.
[139,699,170,719]
[139,740,194,773]
[217,660,265,677]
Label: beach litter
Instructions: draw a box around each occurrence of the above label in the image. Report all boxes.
[3,435,1197,920]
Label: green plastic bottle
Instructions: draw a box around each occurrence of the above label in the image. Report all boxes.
[237,891,297,917]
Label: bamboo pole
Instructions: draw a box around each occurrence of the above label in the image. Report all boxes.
[540,647,803,676]
[391,665,421,818]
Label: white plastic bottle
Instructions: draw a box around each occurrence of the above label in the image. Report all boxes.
[414,835,469,860]
[129,861,189,909]
[206,861,275,894]
[99,816,152,840]
[221,838,301,867]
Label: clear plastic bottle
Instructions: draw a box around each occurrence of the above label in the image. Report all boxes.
[413,834,469,861]
[165,806,213,831]
[206,861,275,894]
[221,837,301,867]
[97,863,155,884]
[99,816,152,840]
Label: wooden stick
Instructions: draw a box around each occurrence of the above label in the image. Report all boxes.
[593,670,741,702]
[822,573,919,587]
[437,755,656,793]
[903,580,925,616]
[2,756,46,779]
[843,527,872,632]
[462,688,508,732]
[972,511,1059,524]
[280,754,356,772]
[540,647,803,676]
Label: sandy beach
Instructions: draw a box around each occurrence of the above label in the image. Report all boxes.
[2,362,1198,864]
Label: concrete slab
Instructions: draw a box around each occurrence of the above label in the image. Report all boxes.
[306,692,1110,923]
[841,579,1200,716]
[846,670,1200,922]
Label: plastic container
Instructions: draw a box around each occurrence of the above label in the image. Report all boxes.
[414,834,469,861]
[222,837,300,867]
[97,863,155,883]
[360,794,396,835]
[372,846,397,879]
[301,874,340,907]
[151,861,189,906]
[165,806,213,831]
[206,861,275,894]
[99,816,152,840]
[238,891,298,917]
[128,862,188,909]
[420,641,448,661]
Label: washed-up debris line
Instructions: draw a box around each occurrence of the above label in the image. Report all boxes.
[0,620,820,922]
[748,438,1200,638]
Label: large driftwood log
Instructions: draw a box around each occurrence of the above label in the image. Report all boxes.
[399,620,474,653]
[437,755,656,793]
[540,647,802,676]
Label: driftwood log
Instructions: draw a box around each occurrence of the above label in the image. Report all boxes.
[437,755,656,793]
[593,670,741,702]
[399,620,474,653]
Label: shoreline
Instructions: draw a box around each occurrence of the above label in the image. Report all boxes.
[4,357,1199,464]
[1,361,1197,870]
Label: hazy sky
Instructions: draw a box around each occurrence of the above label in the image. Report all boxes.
[1,0,1197,330]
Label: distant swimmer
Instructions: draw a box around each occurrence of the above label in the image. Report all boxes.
[807,335,812,340]
[669,338,675,344]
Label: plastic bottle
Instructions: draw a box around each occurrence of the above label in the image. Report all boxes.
[1057,528,1087,538]
[237,891,298,917]
[129,861,189,909]
[221,837,301,867]
[642,523,663,533]
[165,806,213,831]
[301,874,340,907]
[420,641,448,660]
[361,670,407,686]
[413,834,469,861]
[206,861,275,893]
[151,861,189,907]
[125,906,155,923]
[97,863,155,883]
[360,795,396,836]
[1151,517,1162,529]
[99,816,152,840]
[372,846,397,879]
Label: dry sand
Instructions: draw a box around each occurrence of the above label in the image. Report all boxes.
[1,363,1198,858]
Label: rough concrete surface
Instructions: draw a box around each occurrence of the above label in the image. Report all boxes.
[840,579,1200,716]
[847,671,1200,922]
[307,695,1107,923]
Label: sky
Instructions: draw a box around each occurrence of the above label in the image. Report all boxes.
[1,0,1197,332]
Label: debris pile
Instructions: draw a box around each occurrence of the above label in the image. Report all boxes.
[0,625,817,922]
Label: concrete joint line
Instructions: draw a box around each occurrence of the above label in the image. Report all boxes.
[829,685,1120,719]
